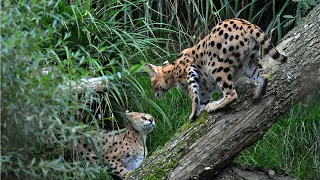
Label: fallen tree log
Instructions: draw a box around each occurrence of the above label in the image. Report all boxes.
[59,76,109,93]
[127,4,320,180]
[32,67,109,94]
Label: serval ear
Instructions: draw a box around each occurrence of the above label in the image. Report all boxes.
[162,60,169,66]
[125,110,132,117]
[144,63,157,78]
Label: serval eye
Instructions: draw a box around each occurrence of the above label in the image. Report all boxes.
[141,116,147,120]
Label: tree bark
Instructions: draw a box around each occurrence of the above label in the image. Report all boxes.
[59,76,109,94]
[33,68,109,94]
[128,4,320,180]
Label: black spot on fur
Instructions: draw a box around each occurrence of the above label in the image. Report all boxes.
[261,35,268,45]
[235,35,239,39]
[223,82,229,88]
[217,43,222,49]
[195,97,199,104]
[224,33,229,39]
[227,74,232,80]
[265,44,273,53]
[223,48,227,54]
[229,46,234,51]
[252,68,257,77]
[234,53,241,57]
[216,77,222,82]
[224,67,230,73]
[212,68,217,74]
[240,41,244,46]
[229,35,234,41]
[197,44,200,50]
[211,41,215,47]
[219,30,224,36]
[272,52,280,59]
[217,67,223,72]
[192,50,195,54]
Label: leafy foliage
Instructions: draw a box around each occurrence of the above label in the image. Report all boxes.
[1,0,319,179]
[0,0,168,179]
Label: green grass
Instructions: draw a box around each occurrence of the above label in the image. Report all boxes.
[236,96,320,179]
[120,75,191,152]
[0,0,169,179]
[1,0,320,179]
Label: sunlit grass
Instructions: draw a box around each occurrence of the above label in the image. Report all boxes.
[236,96,320,179]
[1,0,319,179]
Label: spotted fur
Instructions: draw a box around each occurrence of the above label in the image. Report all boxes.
[77,111,155,179]
[145,18,287,121]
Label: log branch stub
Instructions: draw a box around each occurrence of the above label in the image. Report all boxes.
[59,76,109,94]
